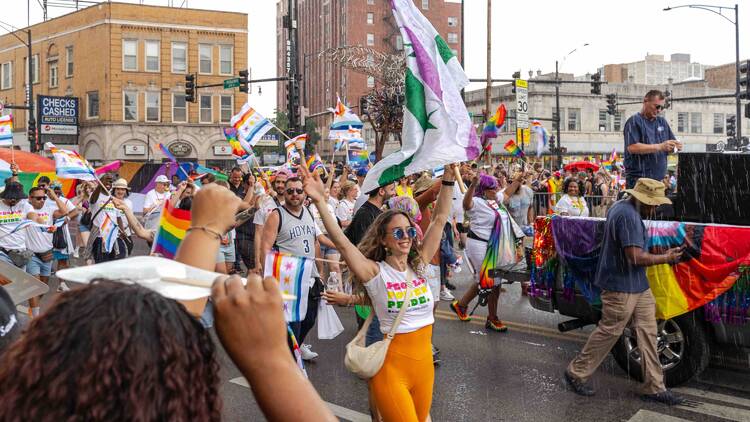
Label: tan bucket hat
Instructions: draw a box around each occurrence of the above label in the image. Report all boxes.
[625,178,671,206]
[111,178,131,191]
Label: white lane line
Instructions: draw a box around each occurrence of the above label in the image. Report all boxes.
[673,387,750,409]
[676,401,750,421]
[627,409,690,422]
[228,377,372,422]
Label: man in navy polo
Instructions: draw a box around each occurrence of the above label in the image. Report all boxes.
[623,90,682,189]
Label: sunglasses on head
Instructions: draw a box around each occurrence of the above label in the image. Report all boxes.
[286,188,304,195]
[391,226,418,240]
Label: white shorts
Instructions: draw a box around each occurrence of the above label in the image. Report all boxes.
[465,237,488,277]
[426,264,440,302]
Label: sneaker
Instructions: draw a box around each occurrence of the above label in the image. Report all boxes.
[57,281,71,292]
[433,356,442,366]
[299,344,318,361]
[449,300,471,321]
[445,281,457,291]
[641,390,686,406]
[564,371,595,396]
[439,289,455,301]
[485,318,508,332]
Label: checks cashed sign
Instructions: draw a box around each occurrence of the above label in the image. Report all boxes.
[37,95,79,135]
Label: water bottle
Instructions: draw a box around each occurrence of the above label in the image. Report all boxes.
[327,272,340,292]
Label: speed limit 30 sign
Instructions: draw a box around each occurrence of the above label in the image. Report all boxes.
[515,79,529,129]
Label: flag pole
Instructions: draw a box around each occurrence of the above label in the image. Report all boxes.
[268,120,292,141]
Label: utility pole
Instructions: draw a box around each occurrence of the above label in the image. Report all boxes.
[554,60,561,166]
[484,0,491,123]
[286,0,300,136]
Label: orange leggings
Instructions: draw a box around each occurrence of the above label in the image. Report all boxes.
[369,325,434,422]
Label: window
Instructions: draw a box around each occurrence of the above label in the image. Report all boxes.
[65,46,73,77]
[220,95,233,123]
[690,112,702,133]
[1,62,11,90]
[613,112,623,132]
[367,76,375,88]
[145,40,160,72]
[49,61,58,88]
[366,33,374,46]
[123,91,138,121]
[598,110,610,131]
[713,113,724,134]
[26,54,39,84]
[219,45,233,75]
[567,108,580,131]
[87,91,99,119]
[146,92,160,122]
[447,33,458,44]
[677,112,688,133]
[421,0,428,10]
[367,13,374,25]
[199,95,212,123]
[172,93,187,123]
[123,39,137,71]
[172,42,187,73]
[199,44,212,74]
[448,17,458,27]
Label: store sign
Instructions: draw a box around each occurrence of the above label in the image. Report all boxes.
[168,141,193,157]
[38,95,79,135]
[124,144,146,155]
[213,145,232,156]
[256,134,279,147]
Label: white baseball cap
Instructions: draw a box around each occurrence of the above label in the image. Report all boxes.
[155,175,170,184]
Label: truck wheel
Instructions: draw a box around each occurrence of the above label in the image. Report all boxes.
[611,312,710,387]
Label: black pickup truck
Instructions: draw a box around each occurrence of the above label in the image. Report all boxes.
[525,153,750,386]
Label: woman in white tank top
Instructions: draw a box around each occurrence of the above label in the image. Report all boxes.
[300,164,456,422]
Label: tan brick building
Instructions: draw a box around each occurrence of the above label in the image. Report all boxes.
[276,0,462,152]
[0,2,247,166]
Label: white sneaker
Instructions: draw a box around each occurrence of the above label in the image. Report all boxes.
[439,289,454,301]
[299,343,318,361]
[57,281,71,292]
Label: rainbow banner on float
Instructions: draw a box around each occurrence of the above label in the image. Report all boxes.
[151,199,191,259]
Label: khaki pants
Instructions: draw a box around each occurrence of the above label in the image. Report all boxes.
[567,289,665,394]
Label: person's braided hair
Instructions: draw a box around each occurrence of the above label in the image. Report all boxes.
[0,280,221,421]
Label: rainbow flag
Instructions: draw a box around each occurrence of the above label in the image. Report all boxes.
[503,139,525,159]
[223,127,253,160]
[151,199,191,259]
[481,104,506,147]
[157,142,177,163]
[284,134,307,167]
[347,148,370,170]
[100,213,120,253]
[479,201,518,289]
[264,251,314,322]
[530,120,549,157]
[0,114,13,147]
[46,142,97,181]
[231,102,272,147]
[306,154,325,173]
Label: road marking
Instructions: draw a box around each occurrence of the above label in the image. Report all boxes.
[434,310,588,343]
[674,387,750,409]
[228,377,372,422]
[677,401,750,421]
[627,409,690,422]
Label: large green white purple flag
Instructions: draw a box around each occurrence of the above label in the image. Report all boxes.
[361,0,480,193]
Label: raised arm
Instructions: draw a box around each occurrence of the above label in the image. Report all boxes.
[420,165,455,263]
[298,165,378,282]
[463,170,478,211]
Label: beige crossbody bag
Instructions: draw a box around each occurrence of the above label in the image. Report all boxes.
[344,271,415,379]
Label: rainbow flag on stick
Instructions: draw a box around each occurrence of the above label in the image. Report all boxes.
[231,103,273,147]
[481,104,506,147]
[46,143,97,181]
[151,199,191,259]
[0,114,13,147]
[503,139,525,159]
[264,251,314,322]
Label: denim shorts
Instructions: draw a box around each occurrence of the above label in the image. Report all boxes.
[27,254,52,277]
[216,244,236,263]
[365,314,383,346]
[0,250,26,271]
[53,250,69,261]
[79,224,90,233]
[320,244,338,257]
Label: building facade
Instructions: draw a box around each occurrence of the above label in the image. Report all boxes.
[276,0,462,152]
[0,2,248,166]
[601,53,710,85]
[464,77,749,155]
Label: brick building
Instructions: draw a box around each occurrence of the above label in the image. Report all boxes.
[0,2,247,166]
[276,0,462,152]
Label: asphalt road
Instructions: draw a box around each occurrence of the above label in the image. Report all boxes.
[23,241,750,421]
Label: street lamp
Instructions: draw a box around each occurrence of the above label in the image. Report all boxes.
[554,43,589,166]
[664,4,741,141]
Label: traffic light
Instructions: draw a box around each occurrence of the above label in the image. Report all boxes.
[511,71,520,94]
[590,73,601,95]
[239,69,249,93]
[606,94,617,115]
[185,73,197,103]
[664,90,672,110]
[286,79,300,131]
[27,119,36,151]
[745,103,750,120]
[727,115,736,138]
[740,60,750,100]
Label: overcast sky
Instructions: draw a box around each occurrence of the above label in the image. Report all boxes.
[5,0,750,116]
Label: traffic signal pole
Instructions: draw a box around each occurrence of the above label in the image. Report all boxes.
[27,29,35,152]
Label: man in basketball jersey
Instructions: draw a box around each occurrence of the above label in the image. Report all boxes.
[259,176,335,360]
